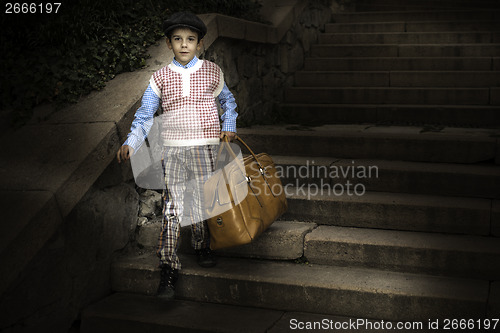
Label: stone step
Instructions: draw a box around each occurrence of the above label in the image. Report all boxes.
[186,221,313,260]
[305,226,500,279]
[354,0,500,11]
[136,221,316,261]
[311,44,500,57]
[273,156,500,199]
[356,4,500,12]
[284,87,492,105]
[81,293,285,333]
[81,293,447,333]
[319,32,499,45]
[304,57,500,71]
[236,125,498,163]
[333,10,500,23]
[294,71,500,87]
[281,103,500,127]
[135,194,492,245]
[135,189,493,240]
[111,253,491,322]
[282,189,493,236]
[354,0,500,8]
[326,21,500,33]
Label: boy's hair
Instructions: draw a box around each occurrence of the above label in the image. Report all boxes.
[163,11,207,41]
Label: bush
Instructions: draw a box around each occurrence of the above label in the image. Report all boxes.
[0,0,261,126]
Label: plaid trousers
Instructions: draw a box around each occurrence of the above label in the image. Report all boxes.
[156,144,218,269]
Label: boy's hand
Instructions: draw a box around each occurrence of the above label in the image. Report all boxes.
[117,145,134,163]
[220,131,236,141]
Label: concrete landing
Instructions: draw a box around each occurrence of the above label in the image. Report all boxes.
[82,292,443,333]
[81,292,283,333]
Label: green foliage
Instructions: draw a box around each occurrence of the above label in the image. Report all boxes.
[161,0,262,20]
[1,0,261,126]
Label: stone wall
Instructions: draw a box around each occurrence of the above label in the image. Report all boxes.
[0,163,139,333]
[201,0,334,127]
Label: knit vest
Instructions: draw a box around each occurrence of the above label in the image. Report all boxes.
[150,60,224,146]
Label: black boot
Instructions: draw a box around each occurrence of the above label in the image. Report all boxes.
[196,248,216,268]
[156,264,178,300]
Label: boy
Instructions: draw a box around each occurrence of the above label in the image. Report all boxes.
[117,11,238,300]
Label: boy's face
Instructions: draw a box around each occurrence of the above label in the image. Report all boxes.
[166,28,202,66]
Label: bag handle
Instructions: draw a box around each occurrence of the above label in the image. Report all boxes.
[231,135,265,171]
[215,136,239,171]
[217,135,263,167]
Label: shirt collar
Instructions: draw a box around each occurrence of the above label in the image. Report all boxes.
[172,56,199,69]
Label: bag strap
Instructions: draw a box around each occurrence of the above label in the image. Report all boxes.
[215,136,239,167]
[218,135,268,177]
[216,135,262,166]
[234,135,266,171]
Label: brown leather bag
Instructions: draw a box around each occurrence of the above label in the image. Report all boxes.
[205,136,287,250]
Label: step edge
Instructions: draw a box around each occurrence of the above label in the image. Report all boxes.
[306,225,500,253]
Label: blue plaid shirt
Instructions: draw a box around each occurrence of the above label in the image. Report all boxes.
[124,56,238,151]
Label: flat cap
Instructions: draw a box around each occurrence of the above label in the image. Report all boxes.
[163,11,207,39]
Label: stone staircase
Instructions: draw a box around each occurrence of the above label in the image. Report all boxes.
[81,1,500,332]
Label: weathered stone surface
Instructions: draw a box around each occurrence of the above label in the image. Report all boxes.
[262,70,278,101]
[286,87,490,105]
[0,229,76,332]
[81,293,284,333]
[217,15,246,40]
[93,158,134,189]
[113,254,489,322]
[304,225,500,279]
[327,158,500,199]
[287,42,305,73]
[489,281,500,317]
[218,40,239,89]
[237,125,498,164]
[138,190,162,218]
[494,57,500,70]
[333,10,495,24]
[493,200,500,237]
[301,26,319,53]
[237,52,258,79]
[0,122,120,217]
[279,44,291,74]
[245,21,272,43]
[216,221,315,260]
[68,183,139,263]
[201,0,332,126]
[136,219,162,249]
[0,190,63,297]
[0,183,139,332]
[496,138,500,165]
[282,189,491,236]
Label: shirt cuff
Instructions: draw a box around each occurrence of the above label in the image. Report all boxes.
[123,134,142,154]
[221,118,237,133]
